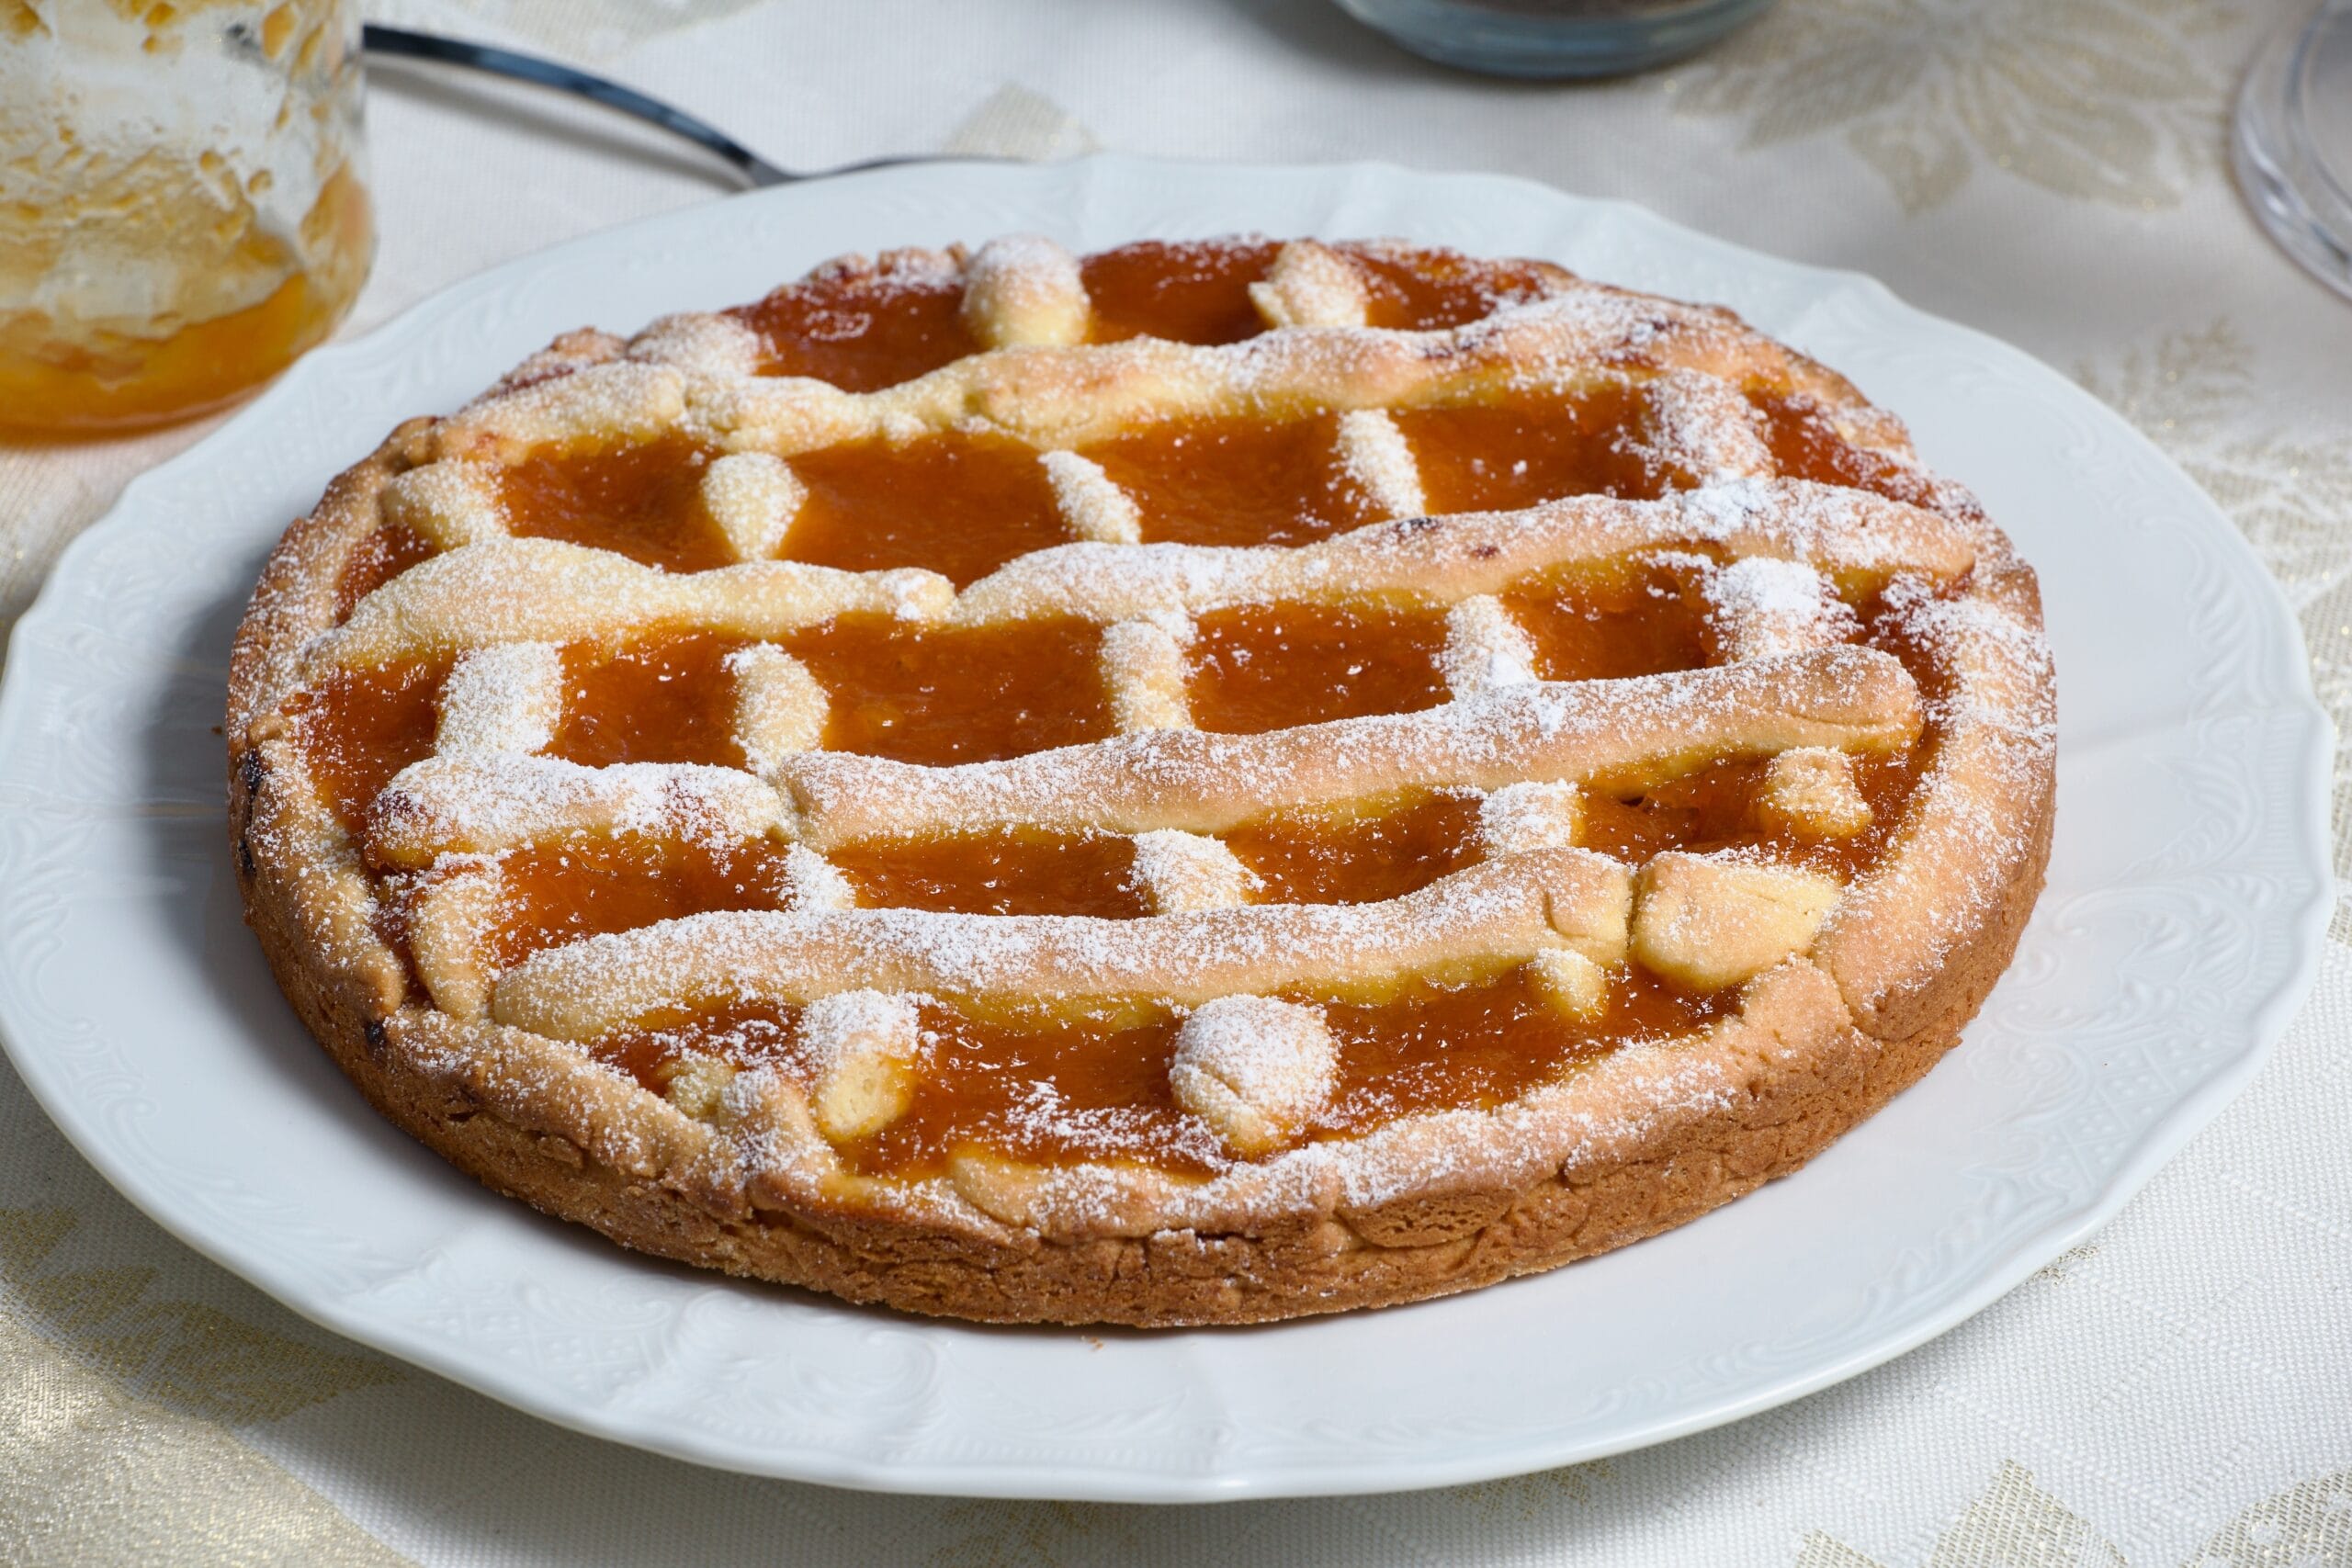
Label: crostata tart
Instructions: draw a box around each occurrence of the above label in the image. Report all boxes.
[228,235,2054,1325]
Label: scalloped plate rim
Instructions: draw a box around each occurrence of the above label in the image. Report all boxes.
[0,154,2331,1501]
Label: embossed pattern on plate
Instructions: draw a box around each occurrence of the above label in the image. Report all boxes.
[0,158,2330,1501]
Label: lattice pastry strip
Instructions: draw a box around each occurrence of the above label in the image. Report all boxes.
[364,649,1917,864]
[1128,829,1261,913]
[1098,618,1194,734]
[1637,368,1778,488]
[779,842,856,911]
[1441,595,1540,699]
[1477,781,1584,857]
[961,235,1091,349]
[1039,450,1143,546]
[440,358,689,460]
[947,479,1972,626]
[492,846,1635,1043]
[786,647,1917,848]
[378,459,505,551]
[1630,852,1841,992]
[1700,556,1860,662]
[1248,240,1371,330]
[323,538,956,668]
[700,451,805,562]
[322,480,1973,669]
[1333,409,1425,518]
[408,861,503,1021]
[1757,748,1873,840]
[726,643,828,771]
[1525,947,1609,1019]
[435,642,565,757]
[1169,996,1339,1157]
[801,989,927,1142]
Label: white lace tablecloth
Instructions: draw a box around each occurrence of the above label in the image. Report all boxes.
[5,2,2348,1562]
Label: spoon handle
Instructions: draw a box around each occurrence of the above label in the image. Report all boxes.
[361,23,796,187]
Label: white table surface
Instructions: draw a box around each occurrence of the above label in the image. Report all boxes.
[3,2,2347,1562]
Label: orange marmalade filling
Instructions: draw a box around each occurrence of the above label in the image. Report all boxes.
[1080,239,1282,344]
[1506,557,1713,682]
[1396,380,1668,513]
[1315,964,1721,1129]
[1080,412,1384,547]
[287,658,447,831]
[1341,243,1555,331]
[1580,750,1920,879]
[289,238,1959,1180]
[485,833,796,969]
[831,829,1148,918]
[1186,600,1452,733]
[500,435,733,572]
[785,431,1070,585]
[1224,790,1485,906]
[855,1002,1203,1176]
[784,614,1114,765]
[1749,387,1950,514]
[729,261,977,389]
[548,635,749,770]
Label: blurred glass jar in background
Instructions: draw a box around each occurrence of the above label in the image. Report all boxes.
[0,0,371,436]
[1333,0,1776,78]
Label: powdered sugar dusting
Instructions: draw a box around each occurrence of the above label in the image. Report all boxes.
[1702,557,1860,660]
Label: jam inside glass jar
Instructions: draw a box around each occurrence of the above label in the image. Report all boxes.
[0,0,373,434]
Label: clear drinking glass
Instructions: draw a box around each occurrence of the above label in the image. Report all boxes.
[1331,0,1778,79]
[2236,0,2352,304]
[0,0,372,436]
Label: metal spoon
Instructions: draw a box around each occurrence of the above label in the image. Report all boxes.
[361,24,999,188]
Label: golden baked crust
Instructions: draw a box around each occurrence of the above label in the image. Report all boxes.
[227,237,2054,1325]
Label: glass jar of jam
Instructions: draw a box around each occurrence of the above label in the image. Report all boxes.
[0,0,372,435]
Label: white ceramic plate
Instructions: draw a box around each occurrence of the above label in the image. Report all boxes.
[0,158,2330,1503]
